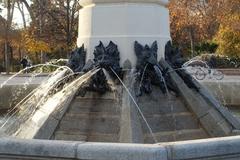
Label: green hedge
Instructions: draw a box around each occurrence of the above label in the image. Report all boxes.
[197,54,240,68]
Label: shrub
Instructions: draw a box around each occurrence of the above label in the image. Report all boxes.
[196,54,240,68]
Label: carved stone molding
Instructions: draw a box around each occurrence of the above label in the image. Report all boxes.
[79,0,169,7]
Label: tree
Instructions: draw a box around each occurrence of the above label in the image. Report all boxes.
[1,0,80,67]
[0,0,16,73]
[29,0,80,53]
[17,1,27,29]
[214,13,240,57]
[169,0,240,57]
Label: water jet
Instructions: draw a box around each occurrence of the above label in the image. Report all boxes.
[0,0,240,159]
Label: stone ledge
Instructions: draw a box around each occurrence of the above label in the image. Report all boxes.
[79,0,169,7]
[163,135,240,160]
[2,136,240,159]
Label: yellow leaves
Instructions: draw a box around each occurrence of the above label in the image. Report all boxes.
[23,31,51,53]
[214,14,240,57]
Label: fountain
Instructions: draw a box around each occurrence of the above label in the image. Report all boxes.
[0,0,240,159]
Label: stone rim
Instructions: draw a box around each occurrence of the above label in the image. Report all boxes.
[79,0,169,7]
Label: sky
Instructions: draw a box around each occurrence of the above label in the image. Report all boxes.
[0,2,31,28]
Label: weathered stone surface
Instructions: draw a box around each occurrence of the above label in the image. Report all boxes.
[145,129,208,143]
[202,113,232,137]
[160,59,234,137]
[58,114,120,134]
[77,91,117,100]
[34,93,76,139]
[138,102,188,115]
[142,113,200,133]
[77,143,167,160]
[2,136,240,160]
[53,91,121,142]
[54,131,119,142]
[175,129,208,141]
[199,81,240,129]
[0,84,38,109]
[0,138,78,159]
[34,116,59,139]
[163,136,240,160]
[69,99,120,115]
[119,71,144,143]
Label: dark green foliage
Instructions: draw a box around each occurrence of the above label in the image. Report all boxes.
[195,42,218,54]
[199,54,240,68]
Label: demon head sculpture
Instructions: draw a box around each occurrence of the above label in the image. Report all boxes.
[93,41,121,75]
[68,44,86,72]
[135,41,158,71]
[164,41,199,92]
[165,41,185,69]
[134,41,167,95]
[78,41,122,96]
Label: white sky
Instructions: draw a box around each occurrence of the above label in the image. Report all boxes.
[0,2,31,28]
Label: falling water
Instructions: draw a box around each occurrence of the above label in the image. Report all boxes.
[110,67,158,143]
[0,64,68,89]
[0,67,99,138]
[182,58,209,69]
[153,65,177,140]
[138,64,149,95]
[0,67,72,130]
[216,79,227,107]
[9,71,46,108]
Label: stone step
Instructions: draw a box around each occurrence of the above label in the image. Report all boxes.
[76,91,117,100]
[141,112,200,133]
[69,99,120,115]
[144,129,208,143]
[134,82,177,100]
[63,112,120,120]
[137,93,177,103]
[53,131,119,142]
[57,113,120,134]
[138,99,188,115]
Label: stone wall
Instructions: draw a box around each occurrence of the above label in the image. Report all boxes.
[201,81,240,106]
[1,136,240,159]
[0,84,38,109]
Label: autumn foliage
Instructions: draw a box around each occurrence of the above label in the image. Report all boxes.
[169,0,240,58]
[0,0,240,72]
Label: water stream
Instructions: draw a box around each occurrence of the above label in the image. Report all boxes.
[110,67,158,143]
[138,64,149,95]
[0,64,68,89]
[0,67,99,138]
[154,65,177,140]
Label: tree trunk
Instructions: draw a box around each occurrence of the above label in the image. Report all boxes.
[4,0,11,74]
[188,27,195,57]
[4,0,16,74]
[17,1,27,29]
[20,0,36,25]
[4,42,9,74]
[18,47,22,61]
[66,0,71,57]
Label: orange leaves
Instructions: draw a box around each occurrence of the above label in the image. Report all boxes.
[214,14,240,57]
[23,30,51,53]
[169,0,240,57]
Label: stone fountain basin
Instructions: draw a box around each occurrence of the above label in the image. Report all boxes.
[1,74,240,159]
[0,75,47,109]
[201,75,240,107]
[0,74,240,129]
[1,74,240,109]
[0,135,240,160]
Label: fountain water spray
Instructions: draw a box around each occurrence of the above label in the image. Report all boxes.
[0,64,72,89]
[0,66,100,137]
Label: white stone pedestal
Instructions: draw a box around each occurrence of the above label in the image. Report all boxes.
[78,0,171,68]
